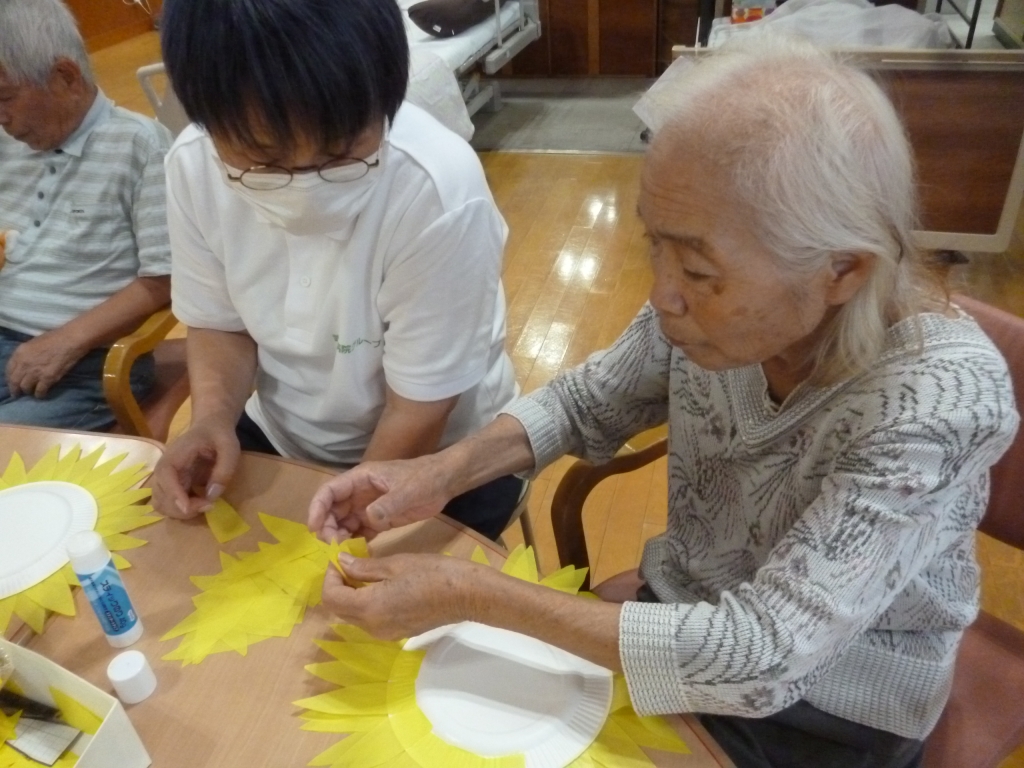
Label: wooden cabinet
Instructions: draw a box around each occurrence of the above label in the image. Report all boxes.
[65,0,161,52]
[509,0,660,75]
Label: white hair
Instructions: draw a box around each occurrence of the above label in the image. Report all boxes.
[0,0,93,86]
[655,35,935,385]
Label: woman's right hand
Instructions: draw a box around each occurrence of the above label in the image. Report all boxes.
[308,454,454,542]
[151,418,241,519]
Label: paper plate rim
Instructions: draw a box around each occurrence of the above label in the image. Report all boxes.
[412,621,614,768]
[0,481,98,599]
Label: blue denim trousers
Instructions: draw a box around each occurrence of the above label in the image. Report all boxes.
[0,325,155,432]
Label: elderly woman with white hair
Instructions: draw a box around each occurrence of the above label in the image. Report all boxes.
[306,38,1018,767]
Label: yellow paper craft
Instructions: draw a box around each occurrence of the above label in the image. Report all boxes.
[296,545,689,768]
[0,447,161,635]
[161,514,363,665]
[205,498,251,544]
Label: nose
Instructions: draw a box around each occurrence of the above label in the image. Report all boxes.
[649,276,687,317]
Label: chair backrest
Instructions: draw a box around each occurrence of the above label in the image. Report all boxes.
[954,293,1024,551]
[136,63,191,138]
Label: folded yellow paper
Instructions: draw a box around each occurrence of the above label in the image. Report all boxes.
[205,498,251,544]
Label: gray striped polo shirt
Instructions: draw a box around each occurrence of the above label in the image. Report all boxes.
[0,90,172,336]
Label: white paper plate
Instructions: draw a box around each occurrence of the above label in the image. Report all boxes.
[0,481,98,599]
[407,622,613,768]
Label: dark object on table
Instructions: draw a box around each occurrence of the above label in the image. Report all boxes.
[0,688,62,723]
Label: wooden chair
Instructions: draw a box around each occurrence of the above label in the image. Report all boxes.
[549,296,1024,765]
[103,308,189,442]
[550,425,667,592]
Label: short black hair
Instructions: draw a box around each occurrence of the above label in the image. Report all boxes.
[161,0,409,155]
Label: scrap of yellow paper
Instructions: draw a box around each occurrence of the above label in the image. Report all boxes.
[205,498,251,544]
[161,514,369,665]
[332,538,370,588]
[49,688,102,735]
[0,709,19,743]
[0,446,159,635]
[297,545,688,768]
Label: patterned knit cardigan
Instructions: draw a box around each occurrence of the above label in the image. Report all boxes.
[504,303,1018,739]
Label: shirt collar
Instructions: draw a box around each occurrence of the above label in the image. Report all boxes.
[58,89,112,158]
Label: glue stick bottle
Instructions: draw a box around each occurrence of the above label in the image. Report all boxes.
[67,531,143,647]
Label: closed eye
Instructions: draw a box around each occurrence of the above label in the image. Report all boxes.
[683,269,712,281]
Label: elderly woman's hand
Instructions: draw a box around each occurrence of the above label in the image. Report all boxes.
[308,456,455,542]
[322,552,486,640]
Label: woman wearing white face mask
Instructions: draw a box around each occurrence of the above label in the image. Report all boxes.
[151,0,523,540]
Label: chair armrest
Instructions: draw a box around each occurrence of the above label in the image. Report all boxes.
[550,436,668,591]
[103,307,179,439]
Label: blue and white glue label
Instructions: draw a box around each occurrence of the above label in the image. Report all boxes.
[77,560,139,636]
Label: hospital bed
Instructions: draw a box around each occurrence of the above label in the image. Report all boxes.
[400,0,541,117]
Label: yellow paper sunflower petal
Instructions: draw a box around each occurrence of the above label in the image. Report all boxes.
[205,498,251,544]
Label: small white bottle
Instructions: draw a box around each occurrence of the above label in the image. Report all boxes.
[67,531,143,647]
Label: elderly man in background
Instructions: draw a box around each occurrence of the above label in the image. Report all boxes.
[308,37,1018,768]
[0,0,171,430]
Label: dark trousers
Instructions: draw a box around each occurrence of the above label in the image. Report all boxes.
[0,325,155,432]
[635,584,925,768]
[235,411,523,541]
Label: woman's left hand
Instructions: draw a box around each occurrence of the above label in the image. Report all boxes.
[321,553,488,640]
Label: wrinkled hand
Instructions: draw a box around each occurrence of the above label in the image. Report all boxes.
[4,329,87,398]
[322,553,487,640]
[151,418,240,519]
[308,455,454,542]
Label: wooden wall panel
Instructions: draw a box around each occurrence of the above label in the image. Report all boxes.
[599,0,658,75]
[657,0,699,72]
[548,0,591,74]
[66,0,161,52]
[883,70,1024,235]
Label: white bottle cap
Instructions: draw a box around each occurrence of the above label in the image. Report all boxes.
[106,650,157,705]
[66,531,111,575]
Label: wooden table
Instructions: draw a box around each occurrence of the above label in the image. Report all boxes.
[3,426,732,767]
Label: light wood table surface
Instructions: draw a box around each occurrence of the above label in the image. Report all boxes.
[4,426,732,767]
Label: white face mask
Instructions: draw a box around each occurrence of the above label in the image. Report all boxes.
[218,134,388,239]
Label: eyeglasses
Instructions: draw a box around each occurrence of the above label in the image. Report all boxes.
[224,150,381,191]
[217,122,389,190]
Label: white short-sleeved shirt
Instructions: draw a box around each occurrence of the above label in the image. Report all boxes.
[168,103,517,465]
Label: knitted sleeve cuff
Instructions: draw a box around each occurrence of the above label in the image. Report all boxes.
[619,601,691,716]
[501,396,575,476]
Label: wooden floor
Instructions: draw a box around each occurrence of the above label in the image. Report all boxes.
[92,34,1024,767]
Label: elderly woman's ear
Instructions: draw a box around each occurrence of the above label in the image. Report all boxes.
[824,252,874,306]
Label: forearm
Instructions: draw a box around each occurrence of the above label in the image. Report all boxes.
[362,389,458,462]
[186,327,258,425]
[434,414,537,498]
[56,276,170,351]
[466,567,623,672]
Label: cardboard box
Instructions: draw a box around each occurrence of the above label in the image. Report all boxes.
[0,639,150,768]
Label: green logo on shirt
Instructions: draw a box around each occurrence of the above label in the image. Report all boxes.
[333,335,383,354]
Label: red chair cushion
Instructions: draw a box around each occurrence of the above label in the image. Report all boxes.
[923,611,1024,768]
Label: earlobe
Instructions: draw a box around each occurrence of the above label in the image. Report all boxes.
[825,252,874,305]
[49,59,83,94]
